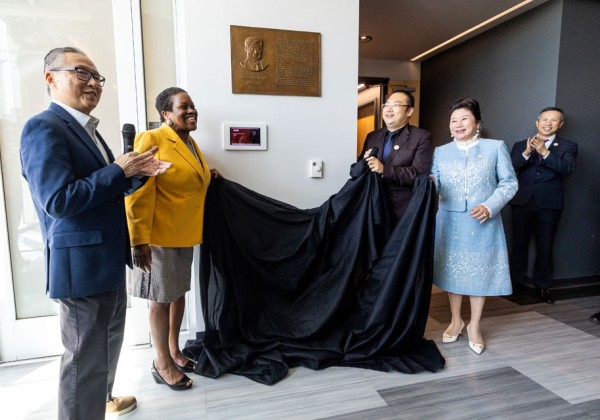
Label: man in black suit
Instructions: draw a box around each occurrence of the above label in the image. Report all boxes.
[509,107,577,304]
[361,90,433,225]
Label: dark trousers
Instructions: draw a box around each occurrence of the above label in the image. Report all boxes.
[511,199,562,288]
[58,283,127,420]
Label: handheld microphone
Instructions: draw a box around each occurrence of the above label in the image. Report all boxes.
[121,123,136,154]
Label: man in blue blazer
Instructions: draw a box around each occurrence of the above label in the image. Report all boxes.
[509,107,577,304]
[20,47,169,419]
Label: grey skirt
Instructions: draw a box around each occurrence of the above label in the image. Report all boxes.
[127,246,193,303]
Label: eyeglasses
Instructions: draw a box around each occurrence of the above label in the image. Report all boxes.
[49,67,106,87]
[382,102,411,110]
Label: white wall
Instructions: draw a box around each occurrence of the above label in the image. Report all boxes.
[174,0,360,208]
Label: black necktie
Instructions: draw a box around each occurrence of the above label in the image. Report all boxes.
[382,131,394,161]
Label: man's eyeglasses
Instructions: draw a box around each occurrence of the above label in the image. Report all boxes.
[49,67,106,87]
[381,102,411,110]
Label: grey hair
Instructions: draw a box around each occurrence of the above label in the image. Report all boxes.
[44,46,86,72]
[44,47,87,94]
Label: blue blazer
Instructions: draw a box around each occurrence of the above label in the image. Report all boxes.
[20,102,139,298]
[509,136,577,210]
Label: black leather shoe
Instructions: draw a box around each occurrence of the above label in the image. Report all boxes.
[539,288,554,304]
[151,362,193,391]
[176,358,196,373]
[590,312,600,325]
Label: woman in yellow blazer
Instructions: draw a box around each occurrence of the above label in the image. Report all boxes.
[126,87,218,391]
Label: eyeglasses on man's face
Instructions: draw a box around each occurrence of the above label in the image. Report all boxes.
[381,101,411,110]
[49,67,106,87]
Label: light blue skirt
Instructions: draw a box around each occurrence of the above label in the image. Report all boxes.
[433,209,512,296]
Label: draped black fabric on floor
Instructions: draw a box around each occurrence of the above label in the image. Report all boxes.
[183,159,445,385]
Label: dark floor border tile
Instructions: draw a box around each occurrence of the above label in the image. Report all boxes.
[574,398,600,419]
[378,366,590,419]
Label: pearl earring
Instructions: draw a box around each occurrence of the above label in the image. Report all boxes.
[166,119,173,126]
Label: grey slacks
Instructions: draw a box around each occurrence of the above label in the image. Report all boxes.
[58,283,127,420]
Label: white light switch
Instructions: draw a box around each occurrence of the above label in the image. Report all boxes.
[309,159,323,178]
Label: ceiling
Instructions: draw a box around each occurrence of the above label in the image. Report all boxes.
[359,0,550,62]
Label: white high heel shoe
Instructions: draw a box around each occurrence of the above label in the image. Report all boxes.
[442,321,465,343]
[466,324,485,354]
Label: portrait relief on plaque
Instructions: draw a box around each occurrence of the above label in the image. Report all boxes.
[240,37,269,72]
[231,25,321,97]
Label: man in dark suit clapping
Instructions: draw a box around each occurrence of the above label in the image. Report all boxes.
[509,107,577,304]
[361,90,433,225]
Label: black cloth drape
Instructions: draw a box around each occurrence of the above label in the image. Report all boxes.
[183,158,445,385]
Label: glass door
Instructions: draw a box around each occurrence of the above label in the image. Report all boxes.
[0,0,150,361]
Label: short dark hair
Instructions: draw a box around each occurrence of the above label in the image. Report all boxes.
[155,87,187,122]
[44,47,86,73]
[390,89,415,108]
[450,98,482,121]
[539,106,564,120]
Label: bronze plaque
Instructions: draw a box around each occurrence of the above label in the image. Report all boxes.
[231,25,321,97]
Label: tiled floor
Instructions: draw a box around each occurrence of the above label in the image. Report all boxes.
[2,286,600,419]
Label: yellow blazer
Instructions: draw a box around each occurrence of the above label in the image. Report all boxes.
[125,123,211,247]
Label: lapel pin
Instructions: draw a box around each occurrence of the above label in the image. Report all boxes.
[554,143,558,146]
[393,145,399,150]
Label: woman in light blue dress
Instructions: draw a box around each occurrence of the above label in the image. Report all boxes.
[431,98,517,354]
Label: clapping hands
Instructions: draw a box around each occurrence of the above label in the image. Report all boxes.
[526,135,549,158]
[115,146,172,178]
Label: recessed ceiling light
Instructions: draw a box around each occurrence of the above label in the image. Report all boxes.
[359,35,372,43]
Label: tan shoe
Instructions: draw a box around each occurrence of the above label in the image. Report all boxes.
[106,395,137,417]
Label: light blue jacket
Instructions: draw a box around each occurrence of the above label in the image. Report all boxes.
[431,138,517,217]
